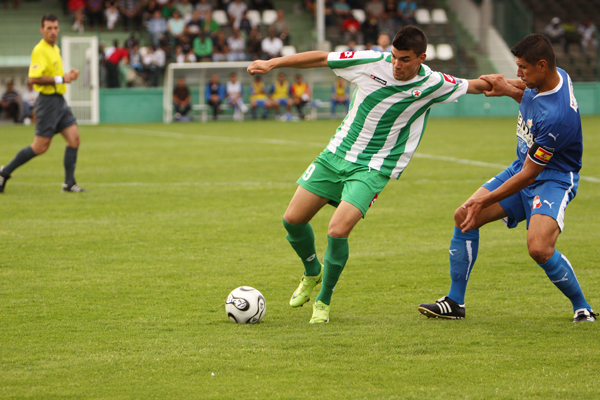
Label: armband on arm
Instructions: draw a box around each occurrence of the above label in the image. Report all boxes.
[528,142,554,166]
[54,76,64,84]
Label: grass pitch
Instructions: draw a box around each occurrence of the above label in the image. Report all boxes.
[1,116,599,399]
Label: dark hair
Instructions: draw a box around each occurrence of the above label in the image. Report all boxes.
[392,25,427,55]
[511,34,556,69]
[41,13,58,27]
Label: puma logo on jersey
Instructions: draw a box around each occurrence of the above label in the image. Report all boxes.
[548,133,559,141]
[543,200,554,209]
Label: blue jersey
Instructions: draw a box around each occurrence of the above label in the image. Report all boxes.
[515,68,582,184]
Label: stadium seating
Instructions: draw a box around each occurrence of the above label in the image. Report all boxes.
[246,10,262,27]
[436,44,454,61]
[351,9,366,24]
[414,9,432,25]
[281,45,297,56]
[262,9,278,25]
[211,10,229,26]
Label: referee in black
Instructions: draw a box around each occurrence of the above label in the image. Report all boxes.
[0,14,85,193]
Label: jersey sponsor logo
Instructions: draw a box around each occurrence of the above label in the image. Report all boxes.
[370,74,387,85]
[532,195,542,209]
[441,73,456,84]
[533,146,553,163]
[516,112,534,151]
[411,89,422,98]
[340,51,355,59]
[369,193,378,208]
[568,74,578,112]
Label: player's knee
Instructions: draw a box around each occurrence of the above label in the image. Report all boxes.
[454,206,467,227]
[327,224,350,239]
[528,243,553,264]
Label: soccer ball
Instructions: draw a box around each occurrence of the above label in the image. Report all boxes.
[225,286,266,324]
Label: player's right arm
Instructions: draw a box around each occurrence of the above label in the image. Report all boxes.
[29,68,79,85]
[247,51,329,75]
[479,74,525,103]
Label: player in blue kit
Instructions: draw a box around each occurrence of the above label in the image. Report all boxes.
[418,34,597,323]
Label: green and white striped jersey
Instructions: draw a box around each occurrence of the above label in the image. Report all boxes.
[327,50,469,179]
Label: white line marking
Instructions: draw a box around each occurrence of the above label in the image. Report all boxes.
[111,127,600,184]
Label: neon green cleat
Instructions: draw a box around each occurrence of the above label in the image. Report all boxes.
[309,301,330,324]
[289,265,323,308]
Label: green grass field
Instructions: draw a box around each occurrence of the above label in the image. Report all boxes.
[1,117,599,399]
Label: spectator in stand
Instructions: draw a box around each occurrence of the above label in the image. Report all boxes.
[332,0,351,23]
[250,75,269,119]
[371,32,391,52]
[579,18,598,55]
[181,34,197,61]
[544,17,564,47]
[104,39,118,58]
[331,76,349,118]
[161,0,176,18]
[186,11,203,40]
[86,0,104,31]
[291,74,311,120]
[105,0,119,31]
[250,0,273,12]
[174,45,185,63]
[129,43,144,73]
[21,82,39,124]
[364,0,383,18]
[69,0,86,32]
[143,0,161,23]
[228,0,248,29]
[168,10,186,44]
[377,9,397,37]
[106,42,129,87]
[361,12,379,45]
[202,11,221,35]
[148,10,168,46]
[562,17,581,54]
[173,77,192,121]
[193,30,213,61]
[156,0,167,6]
[206,73,225,120]
[176,0,194,22]
[247,27,264,60]
[226,72,248,121]
[269,72,291,119]
[397,0,417,26]
[195,0,212,19]
[124,33,139,48]
[272,9,291,45]
[141,45,161,86]
[212,30,230,62]
[227,29,246,61]
[342,12,363,45]
[1,0,20,9]
[238,11,255,37]
[119,0,142,31]
[344,39,357,51]
[1,81,20,124]
[262,26,283,59]
[383,0,396,21]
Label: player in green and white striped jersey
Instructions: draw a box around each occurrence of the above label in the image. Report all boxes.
[247,26,494,324]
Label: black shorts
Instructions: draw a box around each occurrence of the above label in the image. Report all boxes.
[34,94,78,137]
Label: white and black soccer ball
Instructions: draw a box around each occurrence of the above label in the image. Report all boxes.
[225,286,266,324]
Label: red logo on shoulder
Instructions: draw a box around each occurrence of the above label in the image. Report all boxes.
[442,73,456,84]
[340,51,355,59]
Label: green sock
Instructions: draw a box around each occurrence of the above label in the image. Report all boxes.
[316,235,349,305]
[283,218,321,277]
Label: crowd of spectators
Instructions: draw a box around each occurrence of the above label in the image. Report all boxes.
[543,16,599,55]
[0,80,39,124]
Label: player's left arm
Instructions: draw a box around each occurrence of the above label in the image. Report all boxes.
[479,74,525,103]
[465,78,492,94]
[460,157,545,232]
[247,51,329,75]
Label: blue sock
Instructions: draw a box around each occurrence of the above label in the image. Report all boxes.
[447,227,479,305]
[538,250,590,312]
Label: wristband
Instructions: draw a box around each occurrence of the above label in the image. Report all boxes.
[54,76,64,84]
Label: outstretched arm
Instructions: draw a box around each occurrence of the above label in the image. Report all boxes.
[479,74,525,103]
[247,51,329,76]
[466,78,493,94]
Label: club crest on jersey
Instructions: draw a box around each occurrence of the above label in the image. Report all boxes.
[441,73,456,84]
[340,51,355,59]
[532,196,542,209]
[370,75,387,85]
[411,89,422,98]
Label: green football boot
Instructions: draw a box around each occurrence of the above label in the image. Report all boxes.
[289,265,323,308]
[309,300,330,324]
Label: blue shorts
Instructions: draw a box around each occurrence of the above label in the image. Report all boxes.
[253,99,267,107]
[482,160,579,231]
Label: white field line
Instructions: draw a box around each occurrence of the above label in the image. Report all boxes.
[110,127,600,184]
